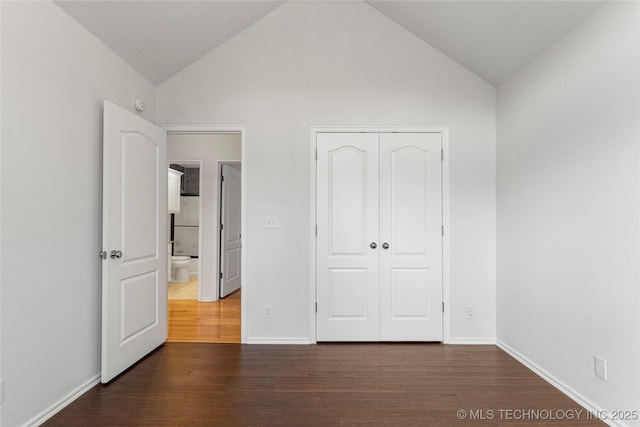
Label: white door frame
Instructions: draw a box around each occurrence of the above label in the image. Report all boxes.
[309,126,451,344]
[167,160,204,300]
[161,124,247,344]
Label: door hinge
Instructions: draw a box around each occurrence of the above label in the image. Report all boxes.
[441,148,444,161]
[442,302,445,313]
[441,225,444,236]
[315,302,318,313]
[221,223,224,230]
[315,149,318,161]
[221,175,224,182]
[315,224,318,236]
[220,272,223,279]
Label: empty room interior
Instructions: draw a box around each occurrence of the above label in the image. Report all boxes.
[1,0,639,426]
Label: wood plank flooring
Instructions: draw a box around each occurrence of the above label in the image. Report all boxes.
[168,290,241,343]
[168,277,199,300]
[44,343,603,426]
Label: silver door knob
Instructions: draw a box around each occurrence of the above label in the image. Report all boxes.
[110,250,123,259]
[381,242,389,249]
[369,242,377,249]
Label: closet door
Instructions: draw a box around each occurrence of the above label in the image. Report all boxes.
[316,133,380,341]
[379,133,443,341]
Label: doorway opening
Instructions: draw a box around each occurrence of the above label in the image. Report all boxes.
[164,127,245,343]
[168,160,202,301]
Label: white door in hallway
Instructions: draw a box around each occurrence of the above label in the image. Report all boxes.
[101,100,167,383]
[316,132,443,342]
[220,164,242,298]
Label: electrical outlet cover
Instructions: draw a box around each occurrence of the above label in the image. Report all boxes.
[265,216,279,229]
[594,356,607,380]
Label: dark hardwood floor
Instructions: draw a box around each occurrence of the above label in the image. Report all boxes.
[44,343,603,426]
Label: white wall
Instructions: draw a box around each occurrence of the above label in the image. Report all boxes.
[497,2,640,422]
[0,2,155,426]
[157,1,496,342]
[188,258,199,275]
[168,134,241,300]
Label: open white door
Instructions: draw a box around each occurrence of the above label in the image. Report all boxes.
[220,165,241,298]
[219,164,242,298]
[101,101,167,383]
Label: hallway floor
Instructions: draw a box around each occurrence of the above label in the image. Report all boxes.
[168,289,240,343]
[168,276,198,300]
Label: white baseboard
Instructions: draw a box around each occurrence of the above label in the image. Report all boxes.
[246,338,496,345]
[24,374,100,427]
[447,338,496,345]
[497,340,628,427]
[246,337,311,345]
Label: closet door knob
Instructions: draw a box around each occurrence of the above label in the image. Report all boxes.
[369,242,377,249]
[110,250,123,259]
[381,242,389,250]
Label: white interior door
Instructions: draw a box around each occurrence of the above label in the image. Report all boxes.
[220,164,242,298]
[316,131,443,342]
[101,100,167,383]
[379,133,442,340]
[316,133,380,341]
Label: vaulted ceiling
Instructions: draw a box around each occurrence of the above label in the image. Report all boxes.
[56,0,606,86]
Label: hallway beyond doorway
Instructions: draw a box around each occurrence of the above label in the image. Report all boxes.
[168,275,198,300]
[167,290,240,343]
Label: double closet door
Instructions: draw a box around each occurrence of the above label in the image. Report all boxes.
[316,132,443,342]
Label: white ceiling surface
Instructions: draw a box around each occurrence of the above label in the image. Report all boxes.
[367,1,606,85]
[56,0,606,87]
[55,1,286,85]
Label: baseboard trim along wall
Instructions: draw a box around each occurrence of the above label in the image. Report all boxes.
[496,340,625,427]
[447,338,496,345]
[246,337,312,345]
[23,374,100,427]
